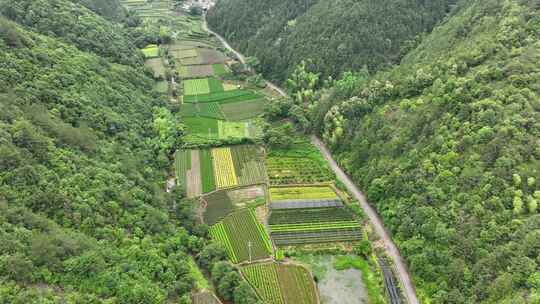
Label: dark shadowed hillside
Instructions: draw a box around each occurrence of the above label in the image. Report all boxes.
[207,0,457,82]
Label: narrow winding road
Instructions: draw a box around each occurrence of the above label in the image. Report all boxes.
[311,136,419,304]
[204,14,419,304]
[203,16,288,97]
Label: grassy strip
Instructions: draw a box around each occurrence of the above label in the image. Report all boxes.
[188,257,210,290]
[200,149,216,193]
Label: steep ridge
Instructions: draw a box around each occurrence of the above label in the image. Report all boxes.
[312,0,540,302]
[207,0,457,82]
[0,1,197,301]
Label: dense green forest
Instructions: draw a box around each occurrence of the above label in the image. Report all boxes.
[261,0,539,302]
[0,0,246,302]
[207,0,457,82]
[0,0,143,66]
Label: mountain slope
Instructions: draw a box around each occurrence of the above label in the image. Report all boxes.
[0,2,198,301]
[312,0,540,302]
[0,0,142,65]
[207,0,457,82]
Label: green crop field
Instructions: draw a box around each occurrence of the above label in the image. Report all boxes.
[141,44,159,58]
[266,139,333,185]
[220,99,266,120]
[241,263,318,304]
[269,208,355,225]
[184,78,210,95]
[181,103,225,120]
[203,190,234,225]
[183,90,262,104]
[218,121,247,139]
[208,77,224,92]
[174,150,191,192]
[200,149,216,193]
[231,145,267,186]
[212,63,228,76]
[268,207,362,245]
[184,117,219,138]
[270,186,337,201]
[209,209,272,263]
[266,157,333,185]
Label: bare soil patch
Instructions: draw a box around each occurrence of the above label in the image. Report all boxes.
[187,150,202,198]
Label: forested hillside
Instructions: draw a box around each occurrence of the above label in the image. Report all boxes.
[0,1,204,302]
[207,0,457,82]
[0,0,142,65]
[303,0,539,302]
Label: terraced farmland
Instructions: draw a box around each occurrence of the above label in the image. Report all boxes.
[172,48,198,59]
[212,147,238,188]
[184,117,219,138]
[174,149,191,192]
[179,64,215,79]
[184,78,211,95]
[183,90,262,104]
[230,145,267,186]
[266,156,333,185]
[212,63,228,76]
[241,263,318,304]
[203,186,266,225]
[200,149,216,193]
[203,190,234,225]
[220,99,266,120]
[181,103,225,120]
[218,121,247,139]
[269,208,362,245]
[269,186,338,201]
[209,209,272,263]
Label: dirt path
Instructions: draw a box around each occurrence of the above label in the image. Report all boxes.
[187,150,202,198]
[311,136,419,304]
[203,15,288,98]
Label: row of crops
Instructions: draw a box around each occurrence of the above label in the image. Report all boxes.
[241,263,318,304]
[184,77,226,95]
[180,99,266,121]
[267,207,363,245]
[209,209,272,263]
[270,186,338,201]
[175,145,267,197]
[266,156,334,185]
